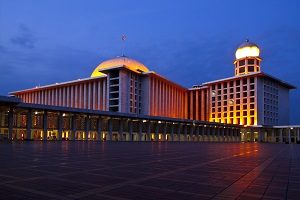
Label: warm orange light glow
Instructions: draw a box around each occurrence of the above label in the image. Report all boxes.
[91,56,149,77]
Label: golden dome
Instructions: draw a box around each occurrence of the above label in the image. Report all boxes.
[235,40,260,60]
[91,56,149,77]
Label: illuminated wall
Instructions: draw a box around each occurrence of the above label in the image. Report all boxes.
[13,77,108,111]
[187,87,209,121]
[142,73,188,119]
[208,76,258,126]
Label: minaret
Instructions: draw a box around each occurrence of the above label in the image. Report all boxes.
[234,40,261,76]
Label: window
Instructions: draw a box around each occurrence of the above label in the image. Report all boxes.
[250,77,255,83]
[248,59,255,65]
[230,81,234,87]
[243,111,247,116]
[248,66,254,72]
[236,112,240,116]
[239,67,245,73]
[239,60,245,66]
[250,91,255,96]
[243,98,247,103]
[236,105,240,110]
[250,117,254,125]
[243,105,247,110]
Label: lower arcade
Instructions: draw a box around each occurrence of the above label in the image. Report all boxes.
[0,96,299,143]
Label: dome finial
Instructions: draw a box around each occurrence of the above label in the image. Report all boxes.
[245,39,249,42]
[121,34,127,57]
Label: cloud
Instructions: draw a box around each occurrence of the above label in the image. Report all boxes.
[10,24,37,49]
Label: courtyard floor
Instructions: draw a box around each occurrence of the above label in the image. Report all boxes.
[0,142,299,200]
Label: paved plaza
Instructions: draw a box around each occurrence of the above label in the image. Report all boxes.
[0,142,300,200]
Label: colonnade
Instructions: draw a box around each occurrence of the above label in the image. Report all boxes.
[1,108,241,142]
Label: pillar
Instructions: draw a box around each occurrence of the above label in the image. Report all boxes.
[97,117,102,141]
[271,129,275,143]
[216,128,220,142]
[84,116,90,140]
[288,128,291,144]
[26,110,32,140]
[43,111,48,140]
[177,123,181,141]
[128,120,133,141]
[163,123,167,141]
[196,126,200,142]
[138,121,143,142]
[250,129,254,142]
[155,122,159,141]
[147,121,151,141]
[108,118,113,141]
[71,115,77,140]
[8,108,14,141]
[119,119,124,141]
[279,129,283,143]
[190,125,194,142]
[57,113,63,140]
[184,124,188,141]
[170,123,174,141]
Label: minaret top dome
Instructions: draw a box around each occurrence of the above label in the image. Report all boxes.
[235,39,260,60]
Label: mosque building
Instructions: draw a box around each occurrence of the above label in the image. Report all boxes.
[0,40,299,143]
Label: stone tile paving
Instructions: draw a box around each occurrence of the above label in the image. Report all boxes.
[0,142,299,199]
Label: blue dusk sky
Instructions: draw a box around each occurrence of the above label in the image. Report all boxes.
[0,0,299,124]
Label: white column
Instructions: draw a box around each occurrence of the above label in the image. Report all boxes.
[43,111,48,140]
[288,128,291,144]
[26,110,32,140]
[196,125,200,142]
[147,122,151,141]
[279,129,283,143]
[119,119,124,141]
[163,123,167,141]
[8,108,13,140]
[57,113,63,140]
[85,116,90,140]
[128,120,133,141]
[170,123,174,141]
[108,118,113,141]
[138,121,143,142]
[97,118,102,141]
